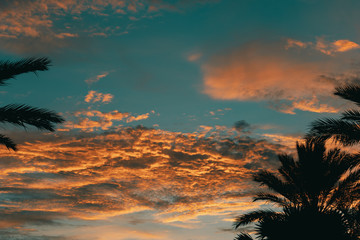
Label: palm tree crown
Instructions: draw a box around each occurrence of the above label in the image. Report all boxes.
[0,57,64,150]
[234,138,360,240]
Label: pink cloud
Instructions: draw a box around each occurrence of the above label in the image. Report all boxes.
[202,39,354,114]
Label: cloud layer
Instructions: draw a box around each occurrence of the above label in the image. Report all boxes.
[0,0,217,53]
[0,125,287,239]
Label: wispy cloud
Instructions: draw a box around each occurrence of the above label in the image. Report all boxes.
[85,72,110,85]
[187,52,202,62]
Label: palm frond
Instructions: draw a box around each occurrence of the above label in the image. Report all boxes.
[253,192,289,206]
[277,154,297,184]
[234,233,254,240]
[341,109,360,121]
[233,209,277,229]
[309,118,360,145]
[0,104,64,131]
[253,171,298,203]
[328,169,360,208]
[0,133,16,150]
[0,57,51,85]
[335,85,360,106]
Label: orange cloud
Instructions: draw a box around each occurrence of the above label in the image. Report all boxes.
[202,40,354,114]
[285,38,309,49]
[187,52,202,62]
[54,32,79,39]
[332,39,360,52]
[84,90,113,103]
[271,96,339,115]
[286,37,360,55]
[0,125,287,239]
[85,72,110,85]
[62,109,153,131]
[0,0,216,41]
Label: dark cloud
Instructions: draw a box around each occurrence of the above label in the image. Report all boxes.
[234,120,252,133]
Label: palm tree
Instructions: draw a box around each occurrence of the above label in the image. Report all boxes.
[233,138,360,240]
[309,84,360,145]
[0,57,64,150]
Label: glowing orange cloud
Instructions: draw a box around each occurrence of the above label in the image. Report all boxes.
[202,39,354,114]
[84,90,113,103]
[62,109,153,131]
[0,125,287,239]
[286,37,360,55]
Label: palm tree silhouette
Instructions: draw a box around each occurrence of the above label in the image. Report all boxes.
[309,84,360,145]
[234,138,360,240]
[0,57,64,150]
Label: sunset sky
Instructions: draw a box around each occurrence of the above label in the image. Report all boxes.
[1,0,360,239]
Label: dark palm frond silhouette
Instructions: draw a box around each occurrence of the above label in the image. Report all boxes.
[234,232,254,240]
[0,57,64,150]
[0,57,50,86]
[233,138,360,240]
[309,84,360,145]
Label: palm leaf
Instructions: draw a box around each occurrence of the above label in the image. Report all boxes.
[0,104,64,131]
[0,57,51,85]
[341,109,360,121]
[0,133,17,150]
[234,233,254,240]
[253,171,299,203]
[309,118,360,145]
[328,169,360,208]
[253,192,289,206]
[233,210,277,229]
[335,85,360,106]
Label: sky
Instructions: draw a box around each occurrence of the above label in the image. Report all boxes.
[0,0,360,239]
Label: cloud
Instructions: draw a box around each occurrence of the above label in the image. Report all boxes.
[234,120,252,133]
[187,52,202,62]
[268,96,339,115]
[286,37,360,55]
[62,109,153,131]
[202,39,356,114]
[84,90,113,103]
[0,125,287,239]
[0,0,218,53]
[85,72,109,85]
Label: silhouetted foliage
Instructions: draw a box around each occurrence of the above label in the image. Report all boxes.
[0,57,64,150]
[309,84,360,145]
[233,138,360,240]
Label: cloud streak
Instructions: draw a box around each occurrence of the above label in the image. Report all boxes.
[85,72,110,85]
